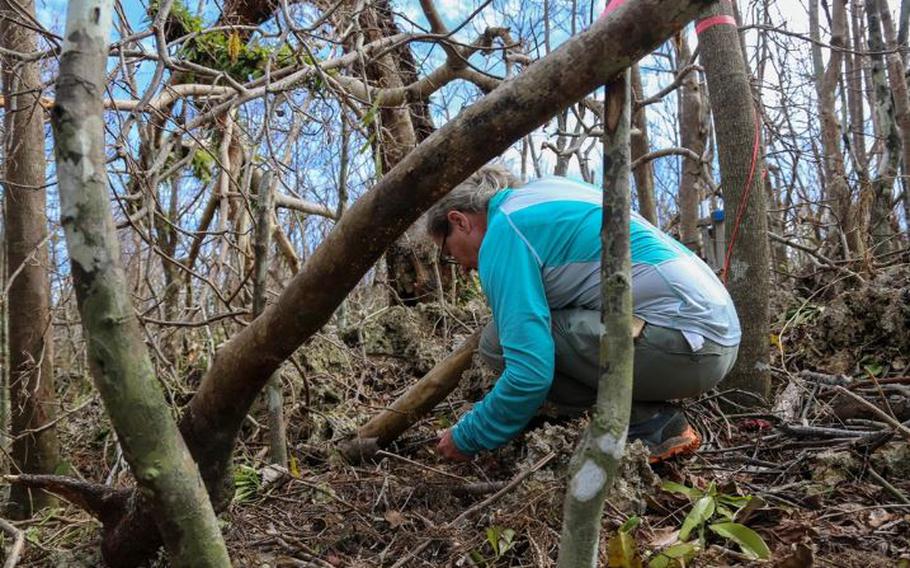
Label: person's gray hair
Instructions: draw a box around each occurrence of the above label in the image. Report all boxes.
[425,164,523,237]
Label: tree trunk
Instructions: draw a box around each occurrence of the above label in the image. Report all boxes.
[52,1,231,565]
[558,68,633,567]
[698,0,771,402]
[338,0,440,306]
[252,171,288,467]
[898,0,910,63]
[674,33,707,254]
[865,0,899,254]
[878,0,910,249]
[819,0,863,260]
[60,3,713,564]
[1,0,62,518]
[631,63,658,224]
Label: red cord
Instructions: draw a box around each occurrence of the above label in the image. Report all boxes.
[720,109,763,284]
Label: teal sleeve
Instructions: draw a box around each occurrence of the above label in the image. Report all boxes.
[451,218,554,454]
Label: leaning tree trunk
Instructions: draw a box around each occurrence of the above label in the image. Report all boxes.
[698,0,771,402]
[25,3,713,565]
[1,0,62,518]
[51,0,230,565]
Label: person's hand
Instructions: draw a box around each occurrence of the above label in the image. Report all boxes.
[436,429,473,462]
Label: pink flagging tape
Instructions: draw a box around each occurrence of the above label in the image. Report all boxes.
[695,14,736,34]
[599,0,626,19]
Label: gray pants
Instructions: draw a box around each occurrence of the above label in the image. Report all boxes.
[479,309,738,424]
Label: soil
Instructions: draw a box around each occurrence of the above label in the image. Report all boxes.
[14,267,910,567]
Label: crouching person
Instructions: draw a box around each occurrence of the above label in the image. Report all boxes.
[427,165,740,463]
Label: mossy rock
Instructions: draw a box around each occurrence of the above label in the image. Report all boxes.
[340,305,445,375]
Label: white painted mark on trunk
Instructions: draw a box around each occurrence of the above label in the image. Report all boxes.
[596,429,628,459]
[570,460,605,502]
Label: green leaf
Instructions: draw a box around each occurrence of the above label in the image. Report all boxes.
[679,496,715,541]
[661,481,701,501]
[621,515,641,532]
[708,522,770,559]
[647,541,700,568]
[717,494,751,509]
[715,503,736,522]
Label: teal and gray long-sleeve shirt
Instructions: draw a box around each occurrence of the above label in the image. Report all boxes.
[451,176,741,454]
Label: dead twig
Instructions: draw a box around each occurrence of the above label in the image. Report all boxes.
[0,517,25,568]
[867,467,910,505]
[833,386,910,442]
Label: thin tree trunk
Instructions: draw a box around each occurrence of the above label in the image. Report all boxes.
[879,0,910,243]
[252,171,288,467]
[810,0,825,92]
[39,3,713,564]
[0,0,61,518]
[558,68,633,567]
[0,203,6,470]
[898,0,910,63]
[699,0,771,402]
[631,64,658,224]
[847,0,868,177]
[674,33,707,253]
[866,0,899,254]
[847,0,875,257]
[52,1,230,565]
[820,0,862,259]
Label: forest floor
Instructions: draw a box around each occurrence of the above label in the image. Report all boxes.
[13,266,910,567]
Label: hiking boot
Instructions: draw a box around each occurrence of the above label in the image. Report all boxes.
[629,409,702,464]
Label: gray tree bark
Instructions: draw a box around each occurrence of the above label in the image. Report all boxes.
[252,171,288,467]
[630,64,658,225]
[699,0,771,401]
[865,0,899,254]
[674,33,707,254]
[51,0,230,565]
[878,0,910,247]
[558,68,633,568]
[820,0,864,259]
[1,0,62,518]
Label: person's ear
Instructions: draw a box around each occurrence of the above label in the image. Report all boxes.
[447,210,469,232]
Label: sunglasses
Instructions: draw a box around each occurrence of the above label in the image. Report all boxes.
[438,230,459,266]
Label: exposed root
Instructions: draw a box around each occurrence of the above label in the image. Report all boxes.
[3,474,128,525]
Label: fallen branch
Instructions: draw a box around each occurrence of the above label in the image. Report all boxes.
[2,475,127,524]
[833,386,910,441]
[339,329,482,462]
[0,517,24,568]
